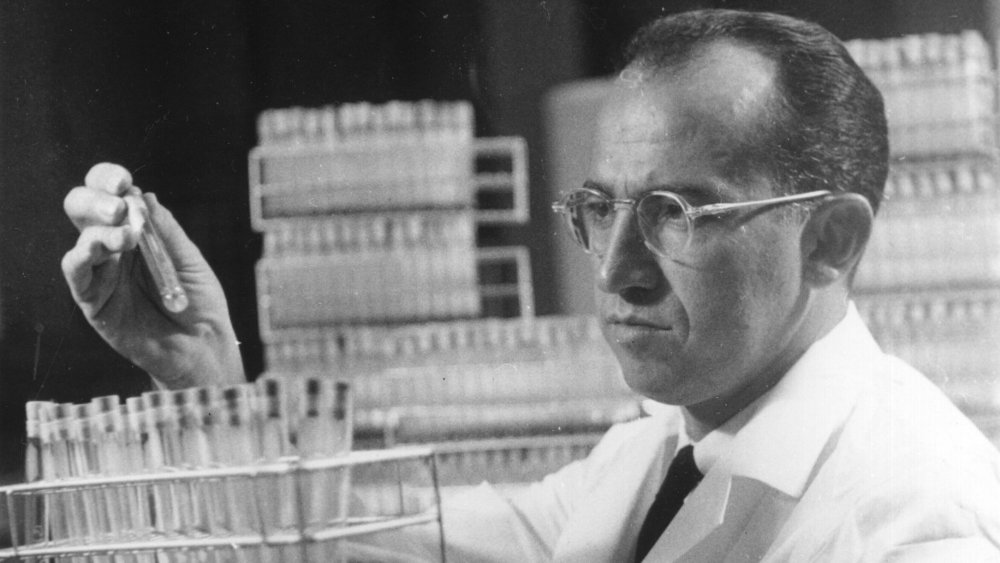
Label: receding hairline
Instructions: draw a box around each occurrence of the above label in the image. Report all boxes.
[618,9,890,215]
[616,39,787,189]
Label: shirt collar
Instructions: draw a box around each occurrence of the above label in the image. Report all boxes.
[649,304,882,494]
[669,304,880,484]
[717,302,882,498]
[677,399,757,476]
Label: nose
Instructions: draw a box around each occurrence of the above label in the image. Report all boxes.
[595,209,667,301]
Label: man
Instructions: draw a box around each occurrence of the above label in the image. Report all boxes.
[63,9,1000,562]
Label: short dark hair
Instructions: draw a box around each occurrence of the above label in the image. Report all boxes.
[624,9,889,214]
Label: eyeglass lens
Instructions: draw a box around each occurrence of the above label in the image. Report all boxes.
[563,191,691,257]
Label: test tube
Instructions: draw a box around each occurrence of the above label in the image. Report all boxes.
[38,420,71,548]
[330,380,354,536]
[67,416,105,558]
[255,378,292,460]
[219,386,259,538]
[171,390,209,536]
[254,377,299,562]
[123,190,189,313]
[332,382,353,456]
[23,402,49,549]
[184,387,229,546]
[297,377,332,533]
[122,401,154,546]
[91,400,123,524]
[141,391,185,538]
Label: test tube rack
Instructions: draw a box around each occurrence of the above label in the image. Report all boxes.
[256,244,534,336]
[250,101,533,338]
[10,380,449,562]
[844,30,997,159]
[856,287,1000,410]
[848,29,1000,439]
[260,315,640,448]
[856,156,1000,290]
[0,447,446,562]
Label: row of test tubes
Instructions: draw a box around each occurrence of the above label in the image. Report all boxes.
[262,210,476,258]
[858,291,1000,328]
[857,158,1000,291]
[260,246,481,329]
[858,196,1000,290]
[257,100,475,148]
[857,291,1000,406]
[884,160,996,199]
[254,100,476,220]
[845,31,996,158]
[845,30,990,73]
[264,316,606,373]
[20,377,352,562]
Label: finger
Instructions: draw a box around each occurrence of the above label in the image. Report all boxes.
[64,186,128,231]
[85,162,133,196]
[61,226,136,301]
[122,188,148,237]
[61,247,97,305]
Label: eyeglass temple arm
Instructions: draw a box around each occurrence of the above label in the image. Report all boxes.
[687,190,831,219]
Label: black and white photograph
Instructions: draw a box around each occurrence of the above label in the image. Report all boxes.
[0,1,998,560]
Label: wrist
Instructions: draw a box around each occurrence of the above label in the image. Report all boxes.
[148,325,247,390]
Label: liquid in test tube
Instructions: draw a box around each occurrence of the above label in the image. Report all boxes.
[123,191,189,313]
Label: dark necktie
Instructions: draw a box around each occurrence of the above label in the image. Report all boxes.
[634,444,704,562]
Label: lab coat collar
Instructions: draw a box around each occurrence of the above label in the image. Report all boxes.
[727,303,880,498]
[646,303,882,561]
[554,416,680,562]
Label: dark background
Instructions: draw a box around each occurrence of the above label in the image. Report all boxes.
[0,0,992,475]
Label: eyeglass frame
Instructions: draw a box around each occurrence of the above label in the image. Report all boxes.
[551,187,832,258]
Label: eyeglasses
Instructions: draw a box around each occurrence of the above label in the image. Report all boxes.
[551,187,831,258]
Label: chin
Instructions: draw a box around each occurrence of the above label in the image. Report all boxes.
[618,360,690,405]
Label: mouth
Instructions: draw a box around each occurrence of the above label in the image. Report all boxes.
[604,315,671,332]
[605,318,673,350]
[603,317,671,350]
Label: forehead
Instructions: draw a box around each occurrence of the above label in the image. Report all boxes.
[590,41,777,199]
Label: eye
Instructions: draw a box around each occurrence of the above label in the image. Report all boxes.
[584,199,614,220]
[571,193,615,225]
[638,193,687,229]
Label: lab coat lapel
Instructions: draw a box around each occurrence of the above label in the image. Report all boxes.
[642,458,731,561]
[642,468,796,562]
[553,424,676,563]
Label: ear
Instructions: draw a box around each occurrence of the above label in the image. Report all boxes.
[800,193,874,287]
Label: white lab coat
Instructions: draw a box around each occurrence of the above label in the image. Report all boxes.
[367,308,1000,562]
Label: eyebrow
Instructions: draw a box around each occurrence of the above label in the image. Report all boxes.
[581,179,731,202]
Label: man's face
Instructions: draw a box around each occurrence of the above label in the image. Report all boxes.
[590,43,810,412]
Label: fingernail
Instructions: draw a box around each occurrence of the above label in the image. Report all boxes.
[85,163,133,193]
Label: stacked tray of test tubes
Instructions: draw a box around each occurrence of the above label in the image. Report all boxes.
[849,30,1000,439]
[250,100,642,491]
[6,379,447,561]
[250,100,531,331]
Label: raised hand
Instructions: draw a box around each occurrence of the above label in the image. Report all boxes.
[62,163,245,389]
